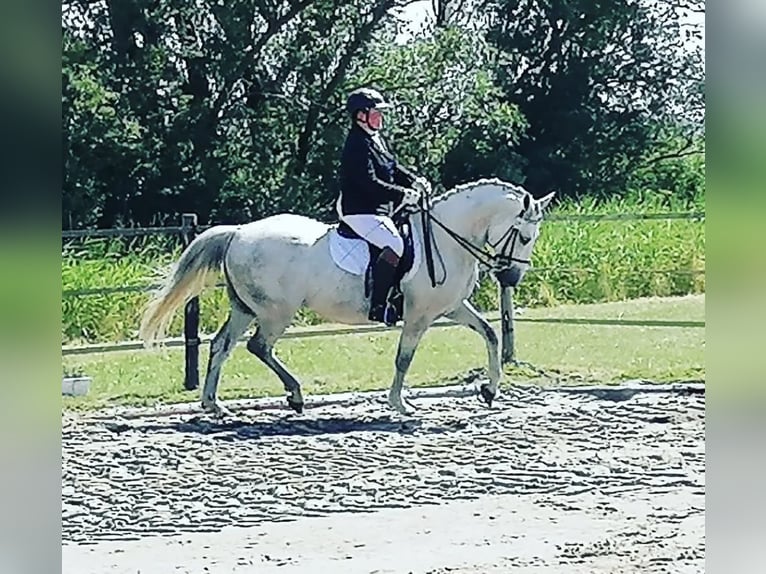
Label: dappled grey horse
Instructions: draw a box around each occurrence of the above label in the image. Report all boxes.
[139,178,554,415]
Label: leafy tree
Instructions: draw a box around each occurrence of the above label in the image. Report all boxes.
[63,33,143,228]
[62,0,704,229]
[481,0,705,198]
[344,26,526,194]
[62,0,423,227]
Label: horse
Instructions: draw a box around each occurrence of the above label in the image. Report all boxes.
[139,178,554,416]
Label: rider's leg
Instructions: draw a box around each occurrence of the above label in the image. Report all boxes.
[340,215,404,322]
[341,214,404,257]
[368,246,400,322]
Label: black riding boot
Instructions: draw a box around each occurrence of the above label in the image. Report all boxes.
[368,247,400,324]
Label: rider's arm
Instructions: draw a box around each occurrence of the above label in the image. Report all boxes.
[392,161,418,188]
[347,140,409,202]
[368,157,410,201]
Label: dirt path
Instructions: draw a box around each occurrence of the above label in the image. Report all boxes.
[62,380,705,573]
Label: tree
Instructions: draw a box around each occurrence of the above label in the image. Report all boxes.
[481,0,705,199]
[62,0,426,227]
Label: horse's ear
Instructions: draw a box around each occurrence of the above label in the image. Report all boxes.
[523,193,532,212]
[538,191,555,211]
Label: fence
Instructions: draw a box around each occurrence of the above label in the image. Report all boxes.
[64,213,201,390]
[61,211,706,389]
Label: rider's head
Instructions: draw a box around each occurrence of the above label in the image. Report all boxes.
[346,87,391,132]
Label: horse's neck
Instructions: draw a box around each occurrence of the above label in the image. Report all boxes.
[430,191,496,244]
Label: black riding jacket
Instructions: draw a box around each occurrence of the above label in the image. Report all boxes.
[338,124,418,217]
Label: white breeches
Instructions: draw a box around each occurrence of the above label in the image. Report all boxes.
[341,214,404,257]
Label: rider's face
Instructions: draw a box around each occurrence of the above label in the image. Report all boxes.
[360,108,383,131]
[367,109,383,130]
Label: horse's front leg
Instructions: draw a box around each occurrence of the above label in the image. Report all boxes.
[388,319,430,415]
[446,300,501,407]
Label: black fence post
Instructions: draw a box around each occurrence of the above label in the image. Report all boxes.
[182,213,200,391]
[500,286,515,365]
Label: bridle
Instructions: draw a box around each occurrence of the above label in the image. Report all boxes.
[486,217,540,268]
[425,213,532,270]
[405,191,540,288]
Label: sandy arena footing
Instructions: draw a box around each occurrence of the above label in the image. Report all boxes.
[62,380,705,573]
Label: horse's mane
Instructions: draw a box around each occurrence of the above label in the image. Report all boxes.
[432,177,528,205]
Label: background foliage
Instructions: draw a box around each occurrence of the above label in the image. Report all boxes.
[63,0,704,228]
[62,193,704,344]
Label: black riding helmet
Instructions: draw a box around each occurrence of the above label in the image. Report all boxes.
[345,87,392,118]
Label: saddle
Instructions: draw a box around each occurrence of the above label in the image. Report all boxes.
[336,213,415,324]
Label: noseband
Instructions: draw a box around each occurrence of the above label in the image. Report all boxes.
[487,223,536,268]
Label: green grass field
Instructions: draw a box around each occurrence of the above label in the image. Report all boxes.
[62,294,705,411]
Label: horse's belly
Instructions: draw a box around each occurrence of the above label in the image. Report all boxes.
[303,268,371,325]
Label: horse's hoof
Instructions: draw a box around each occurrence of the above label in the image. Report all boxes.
[388,395,416,416]
[287,397,304,414]
[202,401,232,418]
[479,385,495,408]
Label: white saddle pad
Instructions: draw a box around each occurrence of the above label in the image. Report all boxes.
[329,224,422,283]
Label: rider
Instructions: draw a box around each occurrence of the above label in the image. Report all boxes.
[336,87,429,323]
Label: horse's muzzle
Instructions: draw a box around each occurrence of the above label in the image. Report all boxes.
[495,266,523,288]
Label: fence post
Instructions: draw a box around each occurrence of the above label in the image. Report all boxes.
[181,213,200,391]
[500,286,515,365]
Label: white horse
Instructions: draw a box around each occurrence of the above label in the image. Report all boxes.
[139,178,554,415]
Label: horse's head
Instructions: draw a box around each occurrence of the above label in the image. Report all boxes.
[487,187,555,288]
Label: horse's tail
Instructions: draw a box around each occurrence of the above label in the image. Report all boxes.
[139,225,238,347]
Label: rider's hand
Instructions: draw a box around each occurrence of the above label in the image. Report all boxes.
[402,186,421,205]
[414,176,432,196]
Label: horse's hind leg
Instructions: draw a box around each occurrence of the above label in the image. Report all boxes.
[201,305,254,417]
[246,316,304,414]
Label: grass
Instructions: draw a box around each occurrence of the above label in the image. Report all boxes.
[61,194,705,344]
[62,294,705,411]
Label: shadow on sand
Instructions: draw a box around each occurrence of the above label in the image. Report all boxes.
[109,410,470,441]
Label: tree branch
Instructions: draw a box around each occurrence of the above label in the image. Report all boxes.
[348,77,445,95]
[212,0,316,120]
[432,0,473,27]
[640,137,704,167]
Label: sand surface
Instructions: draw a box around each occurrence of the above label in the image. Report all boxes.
[62,380,705,573]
